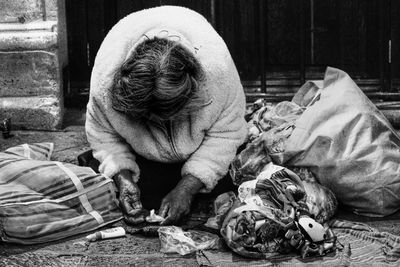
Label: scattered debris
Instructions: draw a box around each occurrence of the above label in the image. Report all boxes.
[158,226,222,255]
[1,118,13,139]
[72,240,90,248]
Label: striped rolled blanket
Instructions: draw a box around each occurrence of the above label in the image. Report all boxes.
[0,143,122,244]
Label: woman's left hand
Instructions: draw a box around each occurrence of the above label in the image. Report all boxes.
[159,175,203,225]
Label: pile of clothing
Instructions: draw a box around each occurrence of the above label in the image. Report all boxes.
[205,67,400,259]
[206,99,338,259]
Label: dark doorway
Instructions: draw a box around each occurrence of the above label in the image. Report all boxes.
[65,0,400,106]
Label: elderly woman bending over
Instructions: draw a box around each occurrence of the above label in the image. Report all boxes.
[86,6,247,225]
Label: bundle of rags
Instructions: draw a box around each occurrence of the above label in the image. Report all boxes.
[207,160,338,259]
[203,82,341,259]
[0,143,122,244]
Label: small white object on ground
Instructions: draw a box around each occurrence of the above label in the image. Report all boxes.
[85,226,126,242]
[146,209,165,223]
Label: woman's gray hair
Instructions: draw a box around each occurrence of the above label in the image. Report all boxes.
[111,37,205,121]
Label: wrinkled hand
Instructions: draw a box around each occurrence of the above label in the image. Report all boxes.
[159,175,203,225]
[114,170,149,225]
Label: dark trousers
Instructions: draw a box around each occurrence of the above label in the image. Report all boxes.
[78,150,237,210]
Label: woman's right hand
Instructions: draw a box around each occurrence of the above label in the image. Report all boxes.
[113,169,148,224]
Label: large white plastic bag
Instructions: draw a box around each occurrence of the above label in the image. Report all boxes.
[272,67,400,217]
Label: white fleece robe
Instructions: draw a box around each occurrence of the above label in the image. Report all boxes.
[86,6,247,192]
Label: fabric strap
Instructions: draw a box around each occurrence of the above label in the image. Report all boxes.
[55,161,104,225]
[22,144,31,159]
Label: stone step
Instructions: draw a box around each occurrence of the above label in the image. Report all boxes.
[0,0,62,131]
[0,50,59,97]
[0,20,56,33]
[0,96,63,130]
[0,0,57,23]
[0,0,44,23]
[0,30,57,51]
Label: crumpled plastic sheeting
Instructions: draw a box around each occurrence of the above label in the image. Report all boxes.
[302,177,338,223]
[230,135,273,185]
[158,226,222,255]
[204,191,237,230]
[246,101,304,142]
[231,106,301,186]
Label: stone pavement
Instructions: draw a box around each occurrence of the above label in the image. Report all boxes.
[1,224,198,266]
[1,108,400,266]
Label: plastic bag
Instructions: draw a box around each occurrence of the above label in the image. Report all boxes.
[204,191,237,230]
[275,67,400,216]
[247,101,304,141]
[158,226,222,255]
[230,136,272,185]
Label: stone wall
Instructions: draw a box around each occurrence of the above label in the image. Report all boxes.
[0,0,65,130]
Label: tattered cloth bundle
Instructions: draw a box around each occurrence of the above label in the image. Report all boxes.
[214,76,341,258]
[0,143,122,244]
[207,163,338,259]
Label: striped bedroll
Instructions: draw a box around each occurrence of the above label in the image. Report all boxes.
[0,143,122,244]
